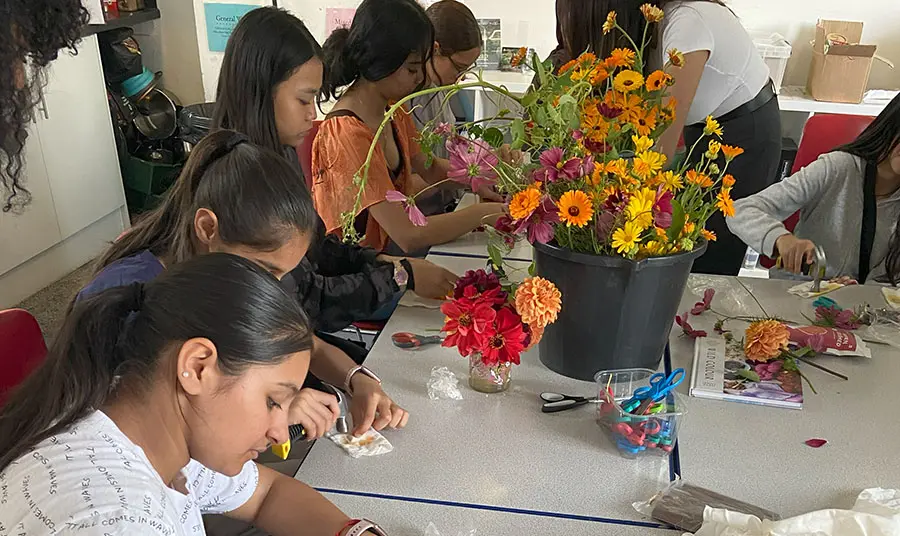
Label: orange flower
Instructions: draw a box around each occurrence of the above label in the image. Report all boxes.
[607,92,644,123]
[589,65,610,86]
[722,174,736,188]
[515,277,562,328]
[603,11,617,34]
[645,70,671,91]
[630,107,658,137]
[744,320,790,362]
[701,229,717,242]
[686,169,713,188]
[511,47,528,67]
[559,59,577,75]
[655,226,668,239]
[666,48,685,68]
[558,190,594,227]
[509,188,542,221]
[640,3,665,23]
[608,48,637,69]
[633,151,666,180]
[717,190,735,217]
[581,111,609,143]
[577,52,598,66]
[606,158,630,178]
[590,162,605,185]
[721,145,745,162]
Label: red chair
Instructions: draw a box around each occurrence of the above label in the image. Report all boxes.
[297,120,322,191]
[758,113,874,268]
[0,309,47,406]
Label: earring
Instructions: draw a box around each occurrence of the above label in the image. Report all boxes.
[182,371,190,378]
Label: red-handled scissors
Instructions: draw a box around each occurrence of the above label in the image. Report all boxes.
[391,332,444,349]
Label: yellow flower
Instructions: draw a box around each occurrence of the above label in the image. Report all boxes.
[625,188,656,229]
[645,70,671,91]
[590,162,605,186]
[515,277,562,328]
[721,145,745,162]
[632,135,653,153]
[717,190,735,217]
[643,240,667,256]
[706,140,721,159]
[633,151,666,181]
[701,229,717,242]
[744,320,790,362]
[660,97,677,123]
[607,48,636,69]
[630,107,658,137]
[658,170,684,191]
[603,11,617,34]
[703,115,723,138]
[686,169,713,188]
[509,188,542,221]
[666,48,685,68]
[722,174,736,189]
[613,70,644,92]
[612,220,643,254]
[640,3,665,23]
[606,158,630,178]
[570,67,589,81]
[559,59,577,75]
[558,190,594,227]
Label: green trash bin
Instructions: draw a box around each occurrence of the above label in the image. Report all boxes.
[121,155,182,214]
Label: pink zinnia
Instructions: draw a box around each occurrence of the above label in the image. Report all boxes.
[514,196,559,244]
[538,147,582,182]
[447,139,499,192]
[653,187,674,229]
[385,190,427,226]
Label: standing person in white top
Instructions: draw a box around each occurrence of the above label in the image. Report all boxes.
[650,0,783,275]
[0,254,386,535]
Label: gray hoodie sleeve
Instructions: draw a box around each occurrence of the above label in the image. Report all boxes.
[726,154,834,257]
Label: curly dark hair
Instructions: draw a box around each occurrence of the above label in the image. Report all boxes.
[1,0,89,212]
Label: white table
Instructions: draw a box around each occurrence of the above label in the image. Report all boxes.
[429,194,533,262]
[777,86,889,118]
[325,491,681,536]
[298,255,675,527]
[671,276,900,518]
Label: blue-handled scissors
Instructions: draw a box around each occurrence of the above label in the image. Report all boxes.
[633,368,685,403]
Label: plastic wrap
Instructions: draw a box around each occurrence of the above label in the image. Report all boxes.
[427,367,463,400]
[864,308,900,349]
[690,276,757,317]
[632,480,780,533]
[423,523,477,536]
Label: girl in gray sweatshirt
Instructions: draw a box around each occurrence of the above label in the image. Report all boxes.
[727,93,900,285]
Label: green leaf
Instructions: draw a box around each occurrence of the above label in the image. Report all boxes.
[498,109,511,117]
[468,125,484,139]
[528,262,536,277]
[488,242,503,272]
[521,91,538,108]
[510,118,526,150]
[533,54,548,88]
[425,154,434,169]
[483,127,504,148]
[667,199,686,242]
[737,369,761,383]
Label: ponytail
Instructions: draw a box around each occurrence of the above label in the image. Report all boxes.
[0,284,143,470]
[94,129,317,272]
[0,253,313,472]
[320,28,358,102]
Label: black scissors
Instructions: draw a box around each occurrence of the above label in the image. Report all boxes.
[540,392,600,413]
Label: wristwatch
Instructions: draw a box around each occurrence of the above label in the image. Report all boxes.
[392,260,409,290]
[344,365,382,395]
[345,519,387,536]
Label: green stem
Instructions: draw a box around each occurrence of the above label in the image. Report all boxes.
[411,177,460,200]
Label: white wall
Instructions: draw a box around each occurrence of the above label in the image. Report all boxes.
[280,0,898,91]
[157,0,206,104]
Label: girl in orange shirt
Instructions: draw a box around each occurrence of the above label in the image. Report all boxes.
[312,0,505,254]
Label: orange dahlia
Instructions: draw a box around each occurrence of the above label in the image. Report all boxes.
[515,277,562,329]
[509,188,542,221]
[744,320,790,362]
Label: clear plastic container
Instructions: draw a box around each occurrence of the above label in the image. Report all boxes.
[594,368,686,459]
[753,33,792,94]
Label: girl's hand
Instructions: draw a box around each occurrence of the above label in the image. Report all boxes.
[775,234,817,274]
[406,258,458,299]
[288,388,341,440]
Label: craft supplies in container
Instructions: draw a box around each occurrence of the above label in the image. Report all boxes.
[595,368,686,458]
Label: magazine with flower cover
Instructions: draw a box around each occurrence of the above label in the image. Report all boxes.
[690,336,803,409]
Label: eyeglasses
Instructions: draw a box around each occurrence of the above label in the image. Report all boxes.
[445,54,474,82]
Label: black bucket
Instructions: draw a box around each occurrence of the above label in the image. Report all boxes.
[534,241,707,381]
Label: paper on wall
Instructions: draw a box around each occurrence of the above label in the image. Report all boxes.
[325,7,356,37]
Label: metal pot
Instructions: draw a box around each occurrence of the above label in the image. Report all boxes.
[133,87,178,140]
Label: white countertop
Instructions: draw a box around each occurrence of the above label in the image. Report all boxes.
[429,194,533,262]
[672,276,900,518]
[298,254,674,525]
[325,491,681,536]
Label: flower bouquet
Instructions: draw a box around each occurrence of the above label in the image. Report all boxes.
[342,5,744,379]
[441,268,561,393]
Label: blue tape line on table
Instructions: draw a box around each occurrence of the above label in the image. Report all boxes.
[663,343,682,482]
[316,488,672,529]
[427,250,532,263]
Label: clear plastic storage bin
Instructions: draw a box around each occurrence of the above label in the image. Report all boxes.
[594,368,686,459]
[753,33,792,94]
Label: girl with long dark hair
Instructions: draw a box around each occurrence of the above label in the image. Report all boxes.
[313,0,505,255]
[0,254,386,535]
[2,0,89,211]
[729,93,900,285]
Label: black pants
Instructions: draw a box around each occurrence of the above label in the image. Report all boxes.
[684,97,782,276]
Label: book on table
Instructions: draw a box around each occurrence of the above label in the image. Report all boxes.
[690,336,803,410]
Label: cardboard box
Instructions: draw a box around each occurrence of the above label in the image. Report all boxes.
[117,0,145,12]
[806,20,877,104]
